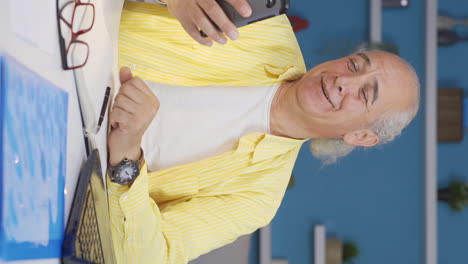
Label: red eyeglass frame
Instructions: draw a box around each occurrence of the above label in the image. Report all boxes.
[57,0,95,70]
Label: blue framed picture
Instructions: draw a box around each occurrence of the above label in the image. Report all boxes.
[0,55,68,261]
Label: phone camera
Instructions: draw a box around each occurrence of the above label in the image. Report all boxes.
[266,0,276,8]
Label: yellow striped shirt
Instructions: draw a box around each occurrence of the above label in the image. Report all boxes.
[108,133,306,263]
[112,2,308,263]
[118,1,306,86]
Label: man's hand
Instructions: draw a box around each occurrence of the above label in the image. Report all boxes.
[108,67,160,166]
[167,0,252,46]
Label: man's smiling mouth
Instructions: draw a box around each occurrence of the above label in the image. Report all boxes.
[321,76,335,108]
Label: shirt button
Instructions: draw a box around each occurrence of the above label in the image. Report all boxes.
[127,237,133,242]
[122,194,128,200]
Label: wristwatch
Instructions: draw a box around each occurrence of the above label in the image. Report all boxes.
[109,158,140,185]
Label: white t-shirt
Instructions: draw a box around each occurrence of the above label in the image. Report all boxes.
[141,81,280,172]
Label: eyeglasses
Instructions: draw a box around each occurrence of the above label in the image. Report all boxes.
[57,0,95,70]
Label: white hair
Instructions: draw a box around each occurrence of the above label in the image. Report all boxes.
[309,46,420,165]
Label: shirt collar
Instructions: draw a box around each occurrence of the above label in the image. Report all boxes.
[246,133,307,163]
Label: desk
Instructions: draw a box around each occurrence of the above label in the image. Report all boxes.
[0,0,124,262]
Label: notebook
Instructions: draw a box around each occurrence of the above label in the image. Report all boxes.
[0,54,67,261]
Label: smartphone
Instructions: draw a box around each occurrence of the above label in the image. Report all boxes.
[218,0,289,27]
[201,0,289,37]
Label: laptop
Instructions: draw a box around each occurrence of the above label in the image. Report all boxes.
[61,149,116,264]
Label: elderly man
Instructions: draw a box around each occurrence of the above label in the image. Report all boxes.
[106,1,420,263]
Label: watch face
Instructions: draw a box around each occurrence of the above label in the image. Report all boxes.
[113,160,140,185]
[120,167,135,181]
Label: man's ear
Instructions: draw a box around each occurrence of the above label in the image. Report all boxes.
[343,129,380,147]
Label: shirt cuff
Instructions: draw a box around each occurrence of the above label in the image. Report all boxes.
[108,161,150,218]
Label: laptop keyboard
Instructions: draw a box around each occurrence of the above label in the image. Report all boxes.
[76,188,105,264]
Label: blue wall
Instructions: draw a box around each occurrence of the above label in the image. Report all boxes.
[246,1,468,263]
[437,1,468,264]
[270,0,428,263]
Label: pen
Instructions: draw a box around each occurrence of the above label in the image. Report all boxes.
[96,86,111,133]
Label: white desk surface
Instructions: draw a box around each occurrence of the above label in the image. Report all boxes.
[0,0,124,263]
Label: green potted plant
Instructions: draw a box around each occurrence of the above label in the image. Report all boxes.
[342,241,359,263]
[438,180,468,211]
[326,238,360,264]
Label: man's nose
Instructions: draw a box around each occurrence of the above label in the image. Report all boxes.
[333,74,364,96]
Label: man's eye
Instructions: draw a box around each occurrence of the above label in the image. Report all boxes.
[348,58,358,72]
[361,89,368,103]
